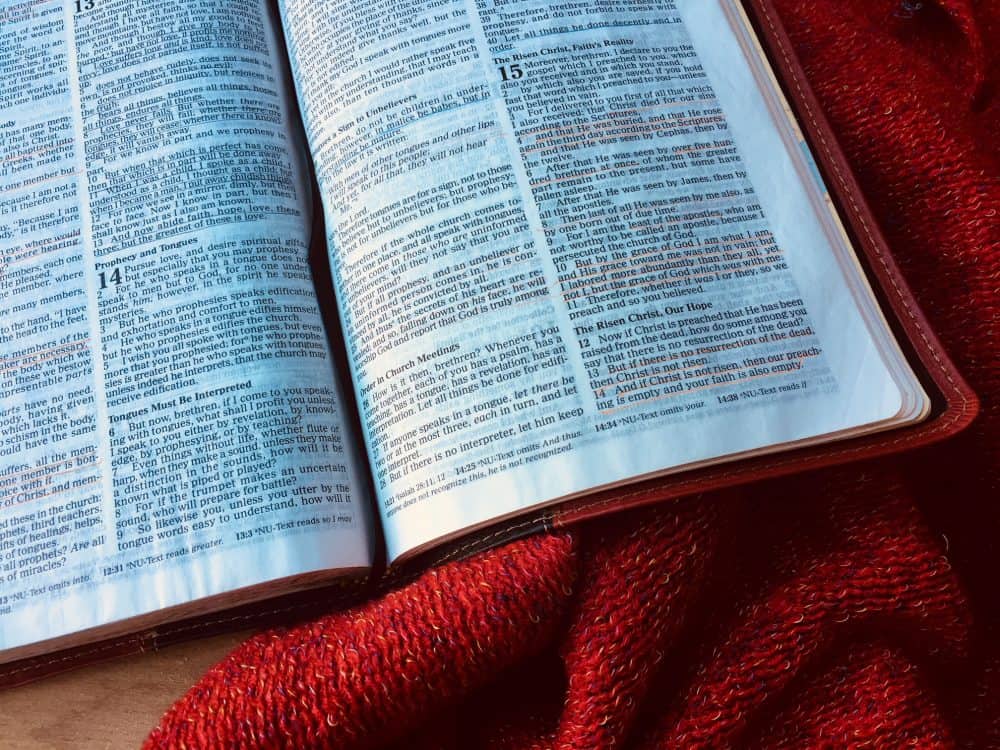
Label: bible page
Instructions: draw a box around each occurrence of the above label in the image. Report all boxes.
[0,0,374,659]
[278,0,924,560]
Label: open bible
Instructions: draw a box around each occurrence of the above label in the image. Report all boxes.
[0,0,977,675]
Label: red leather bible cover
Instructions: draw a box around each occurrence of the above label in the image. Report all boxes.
[0,0,978,688]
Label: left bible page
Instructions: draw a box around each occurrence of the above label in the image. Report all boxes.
[0,0,374,661]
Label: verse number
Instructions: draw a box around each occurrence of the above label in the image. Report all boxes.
[498,63,524,81]
[75,0,95,12]
[98,266,122,289]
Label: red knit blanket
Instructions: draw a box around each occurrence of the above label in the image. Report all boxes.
[145,1,1000,747]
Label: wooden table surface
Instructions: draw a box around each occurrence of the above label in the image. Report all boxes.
[0,632,248,749]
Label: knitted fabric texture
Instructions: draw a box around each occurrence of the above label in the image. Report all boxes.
[146,0,1000,747]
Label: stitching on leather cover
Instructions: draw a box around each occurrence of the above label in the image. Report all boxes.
[756,1,965,403]
[430,515,555,565]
